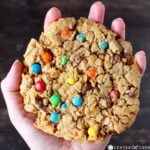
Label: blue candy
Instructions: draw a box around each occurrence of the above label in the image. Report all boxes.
[98,41,109,49]
[61,102,67,110]
[77,33,86,42]
[31,63,41,74]
[50,112,59,124]
[72,96,83,107]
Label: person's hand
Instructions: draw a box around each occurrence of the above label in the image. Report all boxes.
[1,1,146,150]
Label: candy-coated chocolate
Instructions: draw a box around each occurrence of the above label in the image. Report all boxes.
[66,77,75,85]
[50,112,59,123]
[42,52,52,63]
[61,56,68,65]
[35,80,46,92]
[61,102,67,110]
[50,93,61,106]
[88,127,97,137]
[110,90,120,102]
[61,29,71,38]
[31,63,41,74]
[73,131,78,136]
[72,95,83,107]
[98,41,109,49]
[87,67,97,79]
[77,33,86,42]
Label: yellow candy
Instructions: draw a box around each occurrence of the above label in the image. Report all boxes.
[66,77,75,85]
[88,127,97,137]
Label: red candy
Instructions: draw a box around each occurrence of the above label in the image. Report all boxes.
[109,90,120,102]
[35,80,46,92]
[61,29,71,38]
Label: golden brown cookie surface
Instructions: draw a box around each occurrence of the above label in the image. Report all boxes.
[20,17,141,142]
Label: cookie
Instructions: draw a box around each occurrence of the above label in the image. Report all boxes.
[20,17,141,142]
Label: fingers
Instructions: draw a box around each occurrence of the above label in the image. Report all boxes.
[111,18,126,39]
[0,60,58,149]
[111,19,146,75]
[45,2,105,30]
[135,51,146,75]
[89,1,125,38]
[88,1,105,23]
[1,60,24,121]
[18,117,70,150]
[89,2,125,39]
[44,7,61,31]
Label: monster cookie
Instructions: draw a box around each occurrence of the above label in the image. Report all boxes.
[20,17,141,142]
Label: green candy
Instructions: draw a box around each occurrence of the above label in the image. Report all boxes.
[50,93,61,106]
[61,56,68,65]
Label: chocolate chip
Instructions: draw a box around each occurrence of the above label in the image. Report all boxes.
[113,54,120,64]
[43,107,51,113]
[44,48,51,52]
[75,53,84,64]
[43,99,49,106]
[35,96,44,108]
[124,53,133,65]
[129,88,138,98]
[36,100,44,108]
[81,81,92,94]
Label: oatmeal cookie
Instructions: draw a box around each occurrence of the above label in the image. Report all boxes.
[20,17,141,142]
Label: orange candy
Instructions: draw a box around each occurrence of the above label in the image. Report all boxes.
[42,52,52,63]
[87,68,97,79]
[73,131,78,137]
[61,29,71,38]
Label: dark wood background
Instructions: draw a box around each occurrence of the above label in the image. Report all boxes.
[0,0,150,149]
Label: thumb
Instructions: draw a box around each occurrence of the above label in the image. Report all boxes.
[1,60,62,150]
[1,60,23,92]
[1,60,25,123]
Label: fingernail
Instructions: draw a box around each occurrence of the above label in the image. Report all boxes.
[12,60,21,68]
[14,59,20,64]
[139,50,146,56]
[116,18,124,21]
[49,7,61,14]
[91,1,104,8]
[113,18,125,24]
[7,60,21,76]
[135,51,146,59]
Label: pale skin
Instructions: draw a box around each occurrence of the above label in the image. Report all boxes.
[1,1,146,150]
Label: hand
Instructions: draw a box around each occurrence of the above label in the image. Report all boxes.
[1,1,146,150]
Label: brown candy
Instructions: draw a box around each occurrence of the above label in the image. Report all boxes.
[43,107,51,113]
[75,53,84,64]
[113,54,120,64]
[128,88,138,98]
[109,90,120,102]
[36,99,44,108]
[81,81,92,94]
[124,53,133,65]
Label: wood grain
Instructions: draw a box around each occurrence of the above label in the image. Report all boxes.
[0,0,150,149]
